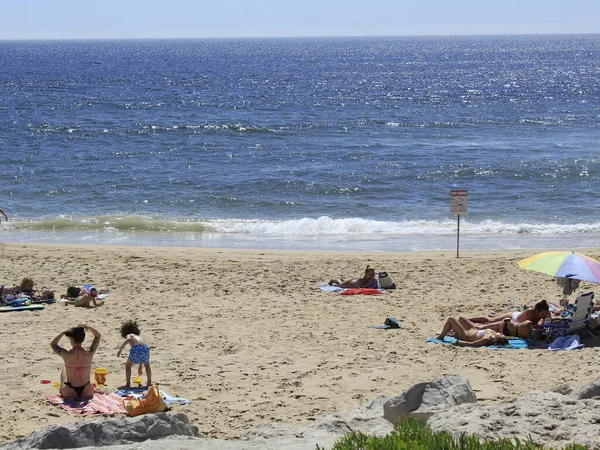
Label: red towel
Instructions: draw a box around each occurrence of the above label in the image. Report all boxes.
[46,391,127,415]
[340,288,387,295]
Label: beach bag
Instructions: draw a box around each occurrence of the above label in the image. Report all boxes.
[378,272,396,289]
[124,384,167,417]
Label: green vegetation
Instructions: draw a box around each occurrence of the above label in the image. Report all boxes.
[328,417,588,450]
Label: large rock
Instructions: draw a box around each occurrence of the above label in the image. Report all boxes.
[2,413,199,450]
[0,398,392,450]
[383,374,477,423]
[427,376,600,450]
[237,394,393,449]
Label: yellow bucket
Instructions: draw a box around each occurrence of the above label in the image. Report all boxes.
[93,368,108,385]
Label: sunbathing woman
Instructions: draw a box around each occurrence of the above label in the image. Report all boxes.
[478,318,534,339]
[468,300,551,326]
[0,277,35,299]
[329,265,378,289]
[437,316,509,347]
[50,324,101,400]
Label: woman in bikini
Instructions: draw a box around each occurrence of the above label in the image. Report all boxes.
[476,318,534,338]
[50,324,101,399]
[0,277,35,300]
[468,300,551,326]
[329,265,378,289]
[437,316,509,347]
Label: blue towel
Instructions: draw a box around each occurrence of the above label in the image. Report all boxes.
[113,388,190,405]
[548,335,584,351]
[370,317,404,329]
[426,336,530,349]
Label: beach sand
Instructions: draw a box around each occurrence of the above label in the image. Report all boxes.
[1,242,599,442]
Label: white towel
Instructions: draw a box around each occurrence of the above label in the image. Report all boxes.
[317,283,344,293]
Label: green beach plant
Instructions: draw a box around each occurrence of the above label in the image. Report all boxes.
[327,417,589,450]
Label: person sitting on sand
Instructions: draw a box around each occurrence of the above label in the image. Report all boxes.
[50,324,101,400]
[329,265,378,289]
[468,300,551,326]
[117,320,152,387]
[61,286,105,308]
[437,316,509,347]
[477,318,534,339]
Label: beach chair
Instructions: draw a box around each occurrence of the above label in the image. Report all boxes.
[543,292,596,342]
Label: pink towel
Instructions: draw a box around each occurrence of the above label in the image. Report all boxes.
[46,391,127,415]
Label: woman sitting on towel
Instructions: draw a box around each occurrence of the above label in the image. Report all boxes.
[50,324,101,400]
[468,300,551,326]
[328,265,378,289]
[437,316,509,347]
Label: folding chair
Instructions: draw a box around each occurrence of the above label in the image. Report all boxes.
[543,292,596,342]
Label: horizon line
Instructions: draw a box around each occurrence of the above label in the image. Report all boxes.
[1,31,599,42]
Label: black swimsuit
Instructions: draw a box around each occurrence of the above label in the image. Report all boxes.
[64,381,90,398]
[503,319,526,338]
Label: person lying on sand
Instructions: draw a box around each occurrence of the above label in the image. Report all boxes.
[437,316,508,347]
[468,300,550,326]
[50,324,101,400]
[477,318,534,339]
[329,265,378,289]
[0,277,35,299]
[61,286,105,308]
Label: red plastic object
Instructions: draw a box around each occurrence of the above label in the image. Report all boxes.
[40,379,51,384]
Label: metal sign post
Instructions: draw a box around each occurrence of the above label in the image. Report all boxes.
[450,189,468,258]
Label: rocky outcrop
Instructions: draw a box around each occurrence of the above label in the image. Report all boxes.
[6,375,600,449]
[383,374,477,423]
[427,377,600,450]
[2,413,199,450]
[0,397,392,450]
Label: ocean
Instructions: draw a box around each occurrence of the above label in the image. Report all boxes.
[1,34,600,252]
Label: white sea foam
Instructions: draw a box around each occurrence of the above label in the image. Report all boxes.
[210,217,600,236]
[3,216,600,252]
[5,215,600,237]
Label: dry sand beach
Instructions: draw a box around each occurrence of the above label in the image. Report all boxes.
[1,242,600,443]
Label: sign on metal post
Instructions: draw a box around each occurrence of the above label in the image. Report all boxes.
[450,189,468,258]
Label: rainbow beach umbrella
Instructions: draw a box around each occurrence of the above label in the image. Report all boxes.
[517,251,600,283]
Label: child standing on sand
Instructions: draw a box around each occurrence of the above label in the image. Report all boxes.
[116,320,152,387]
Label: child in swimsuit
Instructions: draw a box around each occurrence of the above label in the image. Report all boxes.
[117,320,152,387]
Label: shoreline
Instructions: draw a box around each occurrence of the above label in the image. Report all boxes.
[1,241,599,441]
[2,229,600,253]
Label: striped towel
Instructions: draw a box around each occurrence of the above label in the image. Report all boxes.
[46,391,127,415]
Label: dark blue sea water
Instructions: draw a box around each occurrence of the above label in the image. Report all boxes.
[1,35,600,251]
